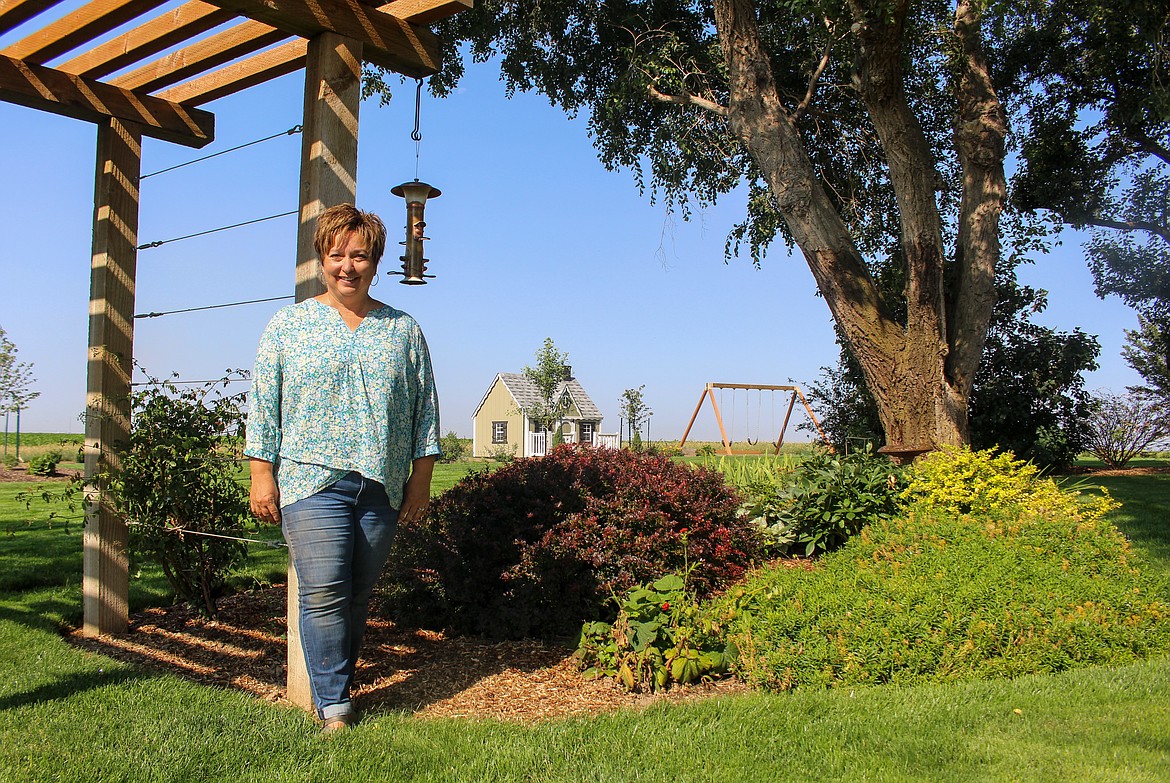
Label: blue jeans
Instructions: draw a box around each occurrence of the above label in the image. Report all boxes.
[281,472,399,721]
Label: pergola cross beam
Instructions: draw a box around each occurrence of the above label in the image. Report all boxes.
[0,52,215,146]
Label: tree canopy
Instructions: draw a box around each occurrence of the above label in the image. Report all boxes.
[412,0,1007,452]
[1004,1,1170,320]
[369,1,1166,451]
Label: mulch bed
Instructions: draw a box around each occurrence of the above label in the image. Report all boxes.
[66,585,749,723]
[0,467,80,482]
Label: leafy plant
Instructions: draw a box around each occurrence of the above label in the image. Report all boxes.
[27,449,62,476]
[95,372,253,618]
[486,443,517,463]
[381,445,764,639]
[576,572,730,692]
[739,448,903,556]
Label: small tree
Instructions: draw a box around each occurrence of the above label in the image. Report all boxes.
[0,326,40,459]
[620,386,652,449]
[1123,316,1170,407]
[1085,390,1170,468]
[106,372,252,617]
[522,338,572,437]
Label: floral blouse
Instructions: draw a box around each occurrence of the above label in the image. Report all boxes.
[244,298,441,509]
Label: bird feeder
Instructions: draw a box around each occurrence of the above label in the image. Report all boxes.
[389,179,440,284]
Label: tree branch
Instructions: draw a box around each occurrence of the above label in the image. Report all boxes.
[792,19,837,122]
[1133,130,1170,166]
[948,0,1007,399]
[1082,214,1170,244]
[646,84,728,116]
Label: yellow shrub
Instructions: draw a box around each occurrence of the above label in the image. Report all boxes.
[902,446,1118,521]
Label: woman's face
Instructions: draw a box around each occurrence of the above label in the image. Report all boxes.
[321,230,377,302]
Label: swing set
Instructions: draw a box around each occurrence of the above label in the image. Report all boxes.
[679,383,829,455]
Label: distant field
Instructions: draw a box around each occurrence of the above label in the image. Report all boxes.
[2,432,82,448]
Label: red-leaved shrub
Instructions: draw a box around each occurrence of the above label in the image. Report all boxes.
[380,445,764,639]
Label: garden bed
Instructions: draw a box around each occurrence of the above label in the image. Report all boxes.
[66,585,749,723]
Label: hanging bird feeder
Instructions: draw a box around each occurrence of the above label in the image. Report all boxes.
[390,179,440,284]
[389,79,441,285]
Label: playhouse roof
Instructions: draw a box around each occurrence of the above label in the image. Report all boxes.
[475,372,604,421]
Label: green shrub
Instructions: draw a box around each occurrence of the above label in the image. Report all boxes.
[738,448,904,556]
[381,445,764,639]
[723,470,1170,690]
[438,431,466,463]
[108,373,251,618]
[576,572,731,692]
[2,453,17,469]
[27,449,62,476]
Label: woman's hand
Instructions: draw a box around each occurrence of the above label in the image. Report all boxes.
[399,456,436,525]
[249,459,281,524]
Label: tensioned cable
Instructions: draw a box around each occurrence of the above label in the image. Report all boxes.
[135,294,293,319]
[164,527,287,548]
[140,125,303,180]
[130,378,251,386]
[127,521,287,548]
[32,518,284,547]
[137,210,298,250]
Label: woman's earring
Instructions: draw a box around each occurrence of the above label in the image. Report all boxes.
[371,273,380,287]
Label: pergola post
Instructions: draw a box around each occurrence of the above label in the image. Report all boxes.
[83,117,142,637]
[286,30,363,710]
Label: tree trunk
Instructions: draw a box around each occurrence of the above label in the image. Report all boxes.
[712,0,1006,453]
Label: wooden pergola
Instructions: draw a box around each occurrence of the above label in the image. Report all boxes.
[0,0,471,709]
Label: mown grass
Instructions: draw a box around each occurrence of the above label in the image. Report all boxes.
[0,458,1168,781]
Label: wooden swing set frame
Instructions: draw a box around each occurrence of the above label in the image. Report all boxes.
[678,382,829,455]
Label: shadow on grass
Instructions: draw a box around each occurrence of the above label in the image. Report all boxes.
[0,665,150,711]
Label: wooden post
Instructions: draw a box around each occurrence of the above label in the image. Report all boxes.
[287,31,363,711]
[83,117,142,637]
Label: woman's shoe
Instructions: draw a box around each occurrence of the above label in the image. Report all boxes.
[320,715,353,736]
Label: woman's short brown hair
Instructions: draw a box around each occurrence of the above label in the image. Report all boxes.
[314,204,388,266]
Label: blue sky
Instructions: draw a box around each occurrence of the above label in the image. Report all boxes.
[0,30,1144,441]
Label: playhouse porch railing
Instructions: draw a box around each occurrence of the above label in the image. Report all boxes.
[526,431,621,457]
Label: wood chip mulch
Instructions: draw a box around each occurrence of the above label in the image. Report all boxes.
[65,586,750,723]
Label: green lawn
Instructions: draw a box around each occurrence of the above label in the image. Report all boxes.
[1,463,1168,782]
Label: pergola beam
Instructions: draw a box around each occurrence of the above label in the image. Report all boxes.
[202,0,440,77]
[109,18,287,93]
[55,1,236,80]
[0,0,68,35]
[0,53,214,147]
[155,38,306,106]
[1,0,161,63]
[154,0,469,106]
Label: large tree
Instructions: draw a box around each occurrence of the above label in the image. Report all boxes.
[412,0,1007,453]
[803,263,1100,469]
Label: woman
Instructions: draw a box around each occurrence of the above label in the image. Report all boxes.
[245,203,441,734]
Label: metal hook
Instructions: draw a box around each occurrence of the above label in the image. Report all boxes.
[411,78,424,142]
